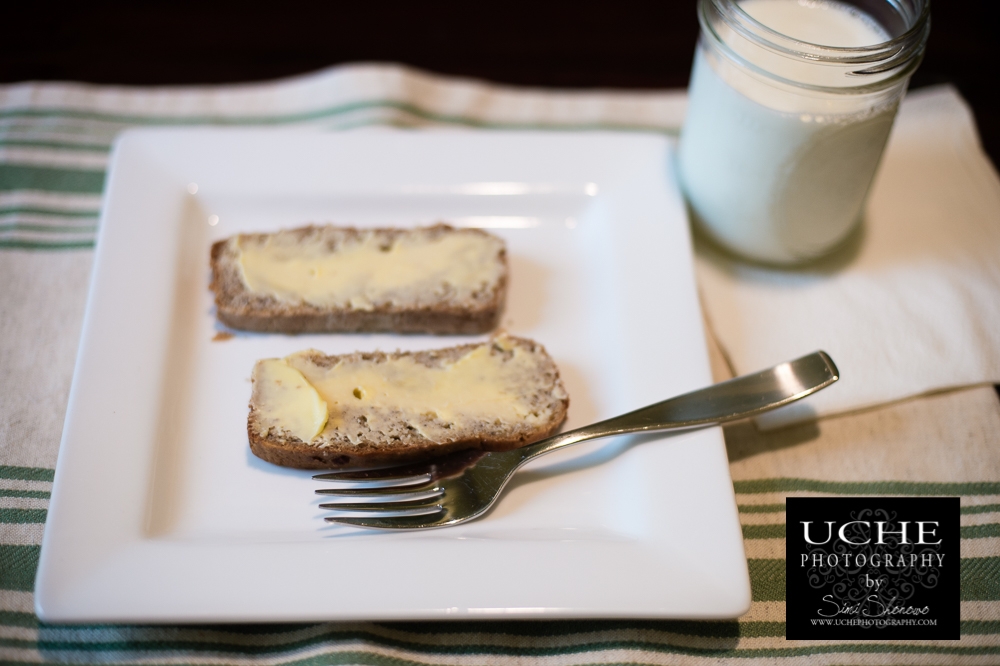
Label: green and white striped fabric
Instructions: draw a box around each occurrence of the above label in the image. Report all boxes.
[0,64,684,250]
[1,63,998,665]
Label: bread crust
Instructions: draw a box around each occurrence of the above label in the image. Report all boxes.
[210,224,506,334]
[248,336,569,469]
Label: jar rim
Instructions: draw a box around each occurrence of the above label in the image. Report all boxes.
[700,0,931,91]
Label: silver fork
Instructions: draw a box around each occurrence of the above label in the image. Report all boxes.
[314,351,839,530]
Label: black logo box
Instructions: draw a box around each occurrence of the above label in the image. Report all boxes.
[785,497,960,640]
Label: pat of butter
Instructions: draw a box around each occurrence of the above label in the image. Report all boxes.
[251,359,329,442]
[236,228,504,310]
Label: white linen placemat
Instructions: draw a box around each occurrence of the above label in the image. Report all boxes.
[694,86,1000,427]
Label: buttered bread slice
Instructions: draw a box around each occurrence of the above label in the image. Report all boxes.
[248,335,569,469]
[210,224,507,334]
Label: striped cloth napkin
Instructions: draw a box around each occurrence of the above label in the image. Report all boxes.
[2,63,998,664]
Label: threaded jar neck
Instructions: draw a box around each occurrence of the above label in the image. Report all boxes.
[700,0,930,94]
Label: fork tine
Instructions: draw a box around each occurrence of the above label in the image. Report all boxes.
[312,471,433,488]
[320,496,442,511]
[322,504,443,519]
[325,513,456,530]
[316,486,444,502]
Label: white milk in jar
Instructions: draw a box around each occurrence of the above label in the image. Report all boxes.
[678,0,930,263]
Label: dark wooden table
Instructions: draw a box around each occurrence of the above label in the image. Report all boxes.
[2,0,997,164]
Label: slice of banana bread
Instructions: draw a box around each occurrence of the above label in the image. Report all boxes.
[248,334,569,469]
[210,224,507,334]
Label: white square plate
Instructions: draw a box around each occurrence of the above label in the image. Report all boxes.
[36,128,750,622]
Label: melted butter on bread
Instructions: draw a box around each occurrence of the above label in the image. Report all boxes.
[288,335,552,444]
[247,335,568,468]
[236,228,504,311]
[251,335,563,447]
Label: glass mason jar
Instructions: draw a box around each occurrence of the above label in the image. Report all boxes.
[678,0,930,264]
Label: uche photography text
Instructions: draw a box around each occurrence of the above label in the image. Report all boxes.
[785,497,959,640]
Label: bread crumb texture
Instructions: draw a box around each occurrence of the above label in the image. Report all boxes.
[210,224,507,334]
[248,334,569,469]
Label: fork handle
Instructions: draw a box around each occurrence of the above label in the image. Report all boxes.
[516,351,839,461]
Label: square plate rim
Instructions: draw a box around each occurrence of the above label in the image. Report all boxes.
[36,127,751,623]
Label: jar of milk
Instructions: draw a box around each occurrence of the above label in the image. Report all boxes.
[678,0,930,264]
